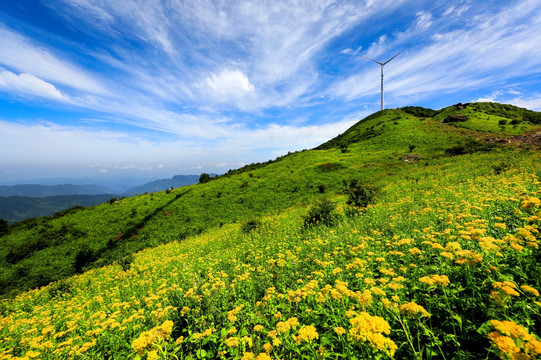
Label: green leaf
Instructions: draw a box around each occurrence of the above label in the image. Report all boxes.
[196,349,208,359]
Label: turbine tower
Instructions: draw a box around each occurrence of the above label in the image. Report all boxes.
[362,48,406,111]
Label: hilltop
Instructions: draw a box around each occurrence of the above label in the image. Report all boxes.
[0,102,540,359]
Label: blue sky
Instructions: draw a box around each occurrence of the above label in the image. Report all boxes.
[1,0,541,183]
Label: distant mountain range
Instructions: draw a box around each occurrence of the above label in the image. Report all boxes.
[0,175,203,224]
[0,184,115,197]
[0,194,116,224]
[123,175,201,195]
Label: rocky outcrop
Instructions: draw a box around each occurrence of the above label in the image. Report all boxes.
[443,114,468,123]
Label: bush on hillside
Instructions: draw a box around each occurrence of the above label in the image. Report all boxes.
[343,179,376,208]
[445,139,496,156]
[303,198,337,227]
[74,244,96,273]
[0,218,8,236]
[401,106,440,118]
[199,173,211,184]
[242,218,261,233]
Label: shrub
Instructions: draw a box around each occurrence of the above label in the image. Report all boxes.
[74,244,96,273]
[401,106,440,117]
[303,198,337,227]
[492,162,510,175]
[445,139,496,156]
[199,173,211,184]
[47,279,72,299]
[0,218,8,236]
[242,218,261,233]
[117,254,134,271]
[498,119,507,126]
[344,179,375,208]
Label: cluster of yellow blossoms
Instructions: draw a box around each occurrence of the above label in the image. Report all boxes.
[131,320,174,356]
[488,320,541,359]
[348,311,397,357]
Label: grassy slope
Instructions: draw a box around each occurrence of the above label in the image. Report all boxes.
[0,102,540,359]
[0,107,468,296]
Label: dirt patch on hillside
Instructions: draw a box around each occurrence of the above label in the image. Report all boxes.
[487,131,541,148]
[513,131,541,146]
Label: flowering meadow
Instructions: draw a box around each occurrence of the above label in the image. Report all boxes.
[1,103,540,359]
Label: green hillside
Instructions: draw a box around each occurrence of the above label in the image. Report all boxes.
[1,102,540,359]
[0,195,117,225]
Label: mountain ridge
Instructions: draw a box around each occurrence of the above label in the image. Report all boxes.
[0,183,115,197]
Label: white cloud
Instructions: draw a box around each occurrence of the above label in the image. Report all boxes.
[415,11,433,30]
[0,25,108,95]
[0,69,69,101]
[203,69,255,103]
[506,96,541,111]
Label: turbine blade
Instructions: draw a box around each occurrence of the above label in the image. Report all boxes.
[360,56,383,65]
[383,47,407,65]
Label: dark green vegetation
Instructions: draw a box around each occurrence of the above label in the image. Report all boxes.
[0,194,116,224]
[0,102,540,298]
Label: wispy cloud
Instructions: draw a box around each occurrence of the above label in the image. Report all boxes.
[473,89,541,111]
[0,68,69,101]
[0,25,108,95]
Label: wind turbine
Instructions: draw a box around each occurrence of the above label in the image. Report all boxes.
[361,48,407,111]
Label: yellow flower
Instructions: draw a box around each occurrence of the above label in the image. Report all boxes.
[493,281,520,297]
[521,196,540,209]
[242,352,255,360]
[254,325,264,332]
[348,312,397,357]
[148,350,159,360]
[256,353,272,360]
[419,274,450,287]
[296,325,319,344]
[494,223,507,230]
[228,305,244,322]
[262,342,273,353]
[276,321,290,334]
[287,317,300,328]
[334,327,346,336]
[399,302,430,318]
[132,320,175,355]
[25,350,41,358]
[488,320,541,359]
[521,285,540,297]
[225,337,240,348]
